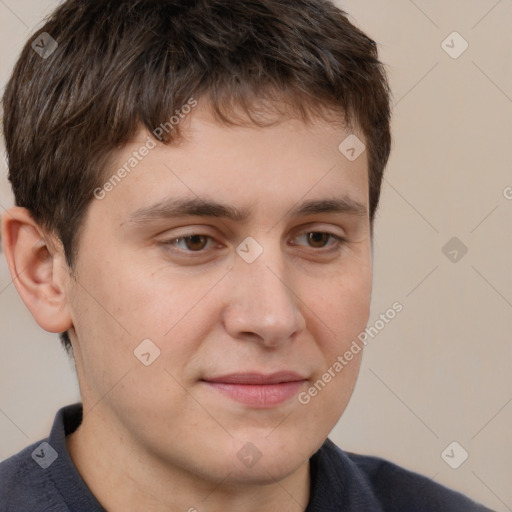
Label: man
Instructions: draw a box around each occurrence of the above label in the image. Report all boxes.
[0,0,494,510]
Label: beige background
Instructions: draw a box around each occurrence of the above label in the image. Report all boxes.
[1,1,511,510]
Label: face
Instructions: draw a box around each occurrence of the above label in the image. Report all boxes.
[65,104,372,486]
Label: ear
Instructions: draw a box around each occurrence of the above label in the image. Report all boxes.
[1,207,73,333]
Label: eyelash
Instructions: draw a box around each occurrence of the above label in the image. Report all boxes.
[162,231,346,255]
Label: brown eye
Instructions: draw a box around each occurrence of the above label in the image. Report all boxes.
[307,232,331,248]
[183,235,209,251]
[290,231,345,252]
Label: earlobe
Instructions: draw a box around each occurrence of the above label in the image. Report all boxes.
[1,207,73,334]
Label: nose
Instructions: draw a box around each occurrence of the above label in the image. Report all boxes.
[222,246,306,348]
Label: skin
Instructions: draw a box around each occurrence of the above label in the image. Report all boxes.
[2,103,372,511]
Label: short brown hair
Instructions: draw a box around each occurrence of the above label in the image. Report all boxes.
[2,0,392,351]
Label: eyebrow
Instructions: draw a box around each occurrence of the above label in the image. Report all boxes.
[128,196,367,224]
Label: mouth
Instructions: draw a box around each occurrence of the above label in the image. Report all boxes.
[201,372,308,408]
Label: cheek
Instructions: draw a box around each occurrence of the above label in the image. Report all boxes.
[335,274,372,341]
[69,253,227,371]
[303,255,372,354]
[75,246,215,328]
[298,263,371,432]
[294,288,369,447]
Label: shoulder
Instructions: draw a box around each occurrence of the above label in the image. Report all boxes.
[0,404,85,512]
[348,451,493,511]
[0,440,63,512]
[312,439,495,512]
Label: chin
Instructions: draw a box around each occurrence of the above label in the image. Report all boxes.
[212,433,312,485]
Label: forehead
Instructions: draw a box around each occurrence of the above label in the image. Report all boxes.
[92,108,369,225]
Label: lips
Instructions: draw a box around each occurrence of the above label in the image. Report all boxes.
[203,371,307,385]
[201,372,308,407]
